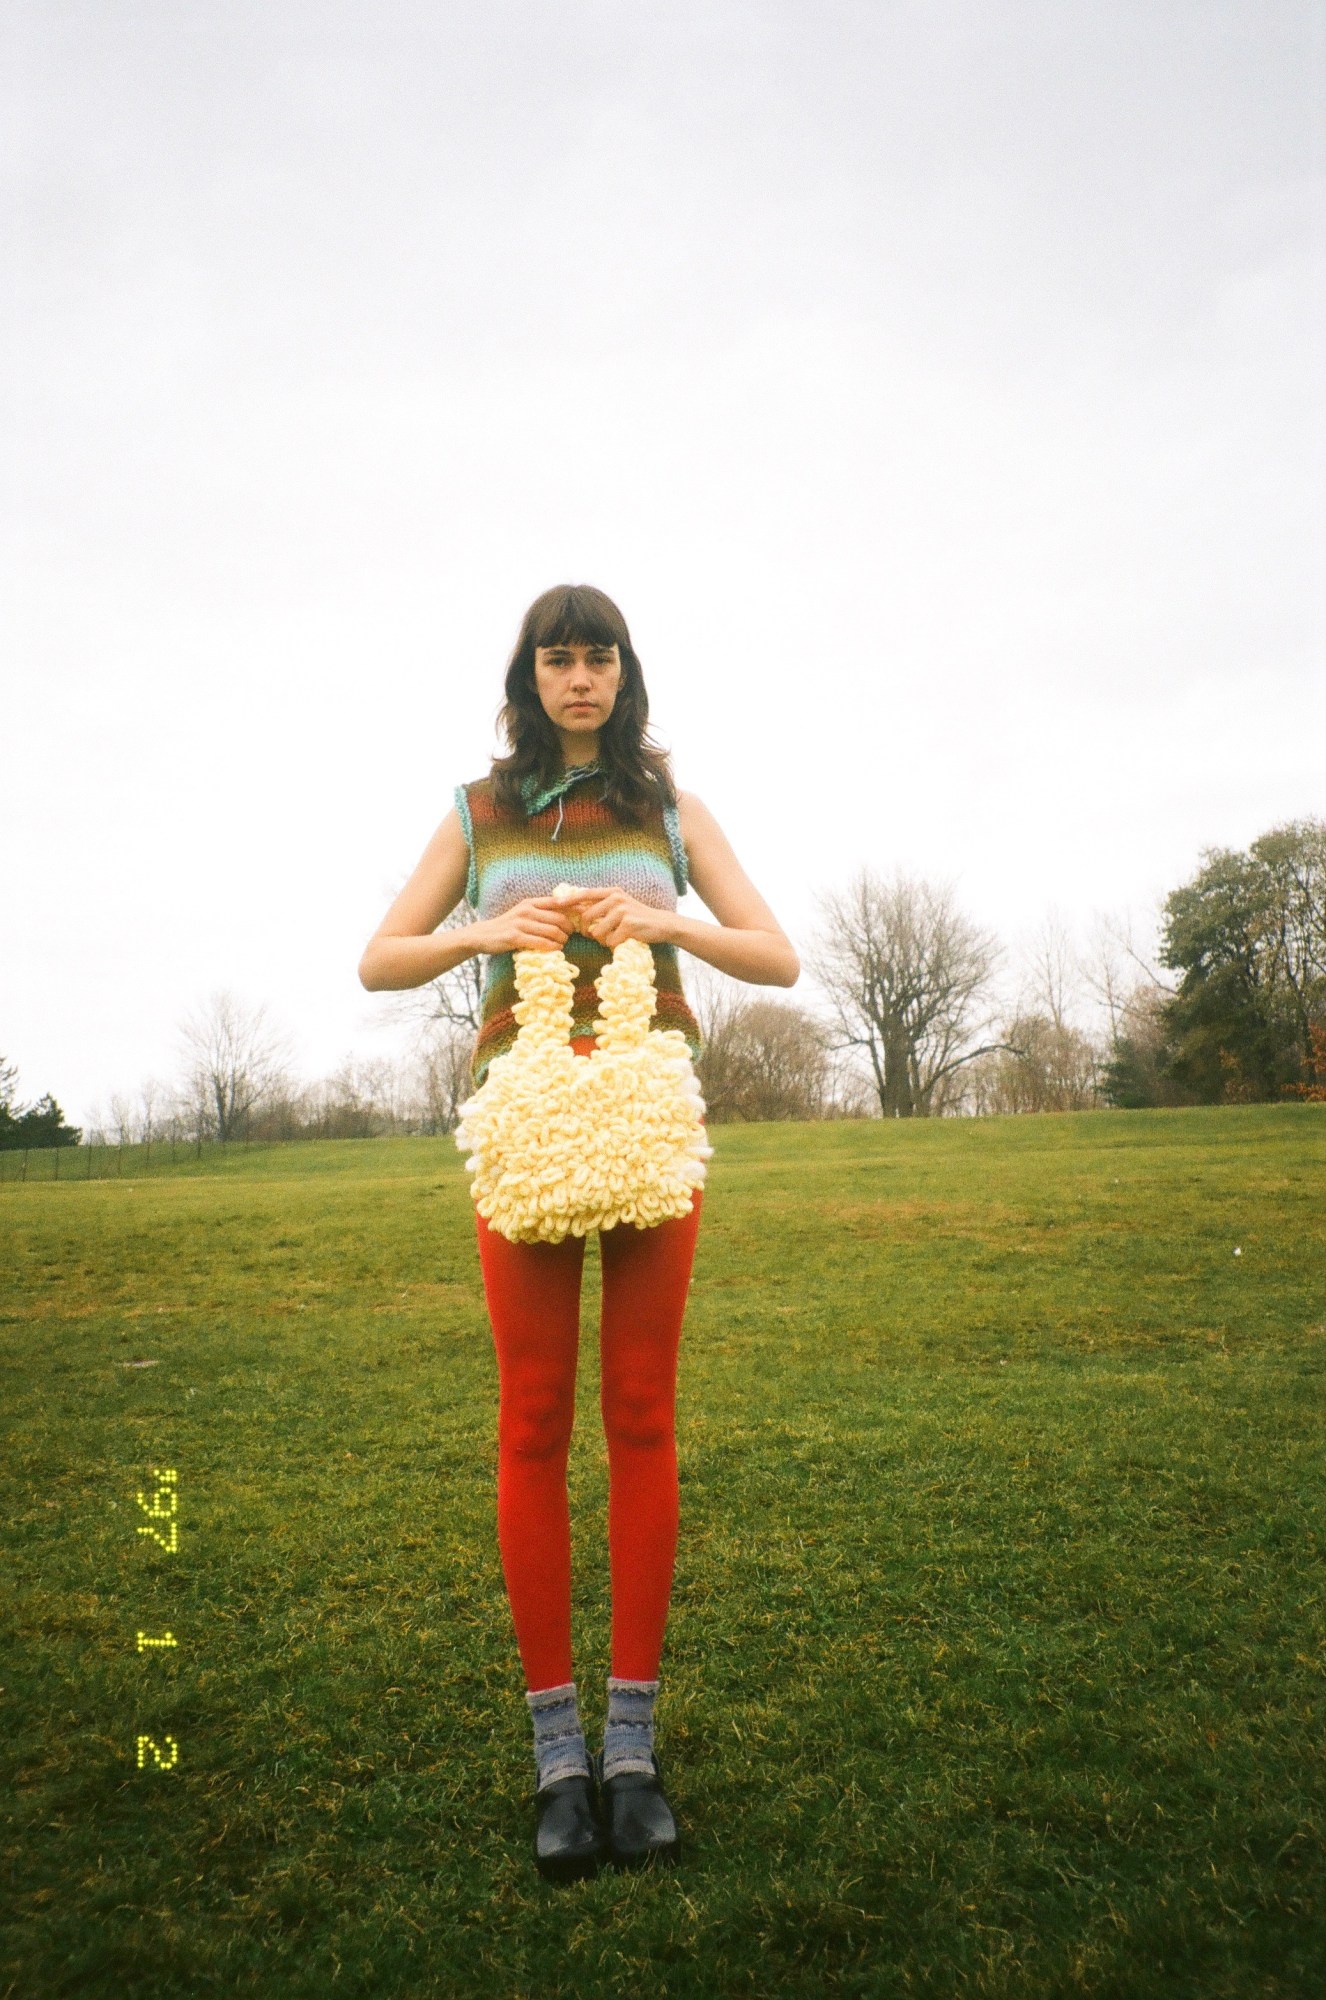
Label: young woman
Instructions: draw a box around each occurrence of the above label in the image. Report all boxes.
[359,584,798,1880]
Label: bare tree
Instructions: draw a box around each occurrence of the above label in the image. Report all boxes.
[138,1077,164,1148]
[1083,911,1171,1043]
[729,1000,829,1120]
[269,1054,417,1140]
[386,901,486,1035]
[108,1092,138,1146]
[340,1055,412,1129]
[682,957,747,1045]
[178,992,291,1141]
[956,911,1104,1115]
[685,959,757,1118]
[961,1013,1101,1115]
[1022,909,1081,1032]
[691,991,830,1121]
[414,1020,478,1133]
[427,902,487,1033]
[820,1048,876,1118]
[810,869,1005,1117]
[372,904,486,1119]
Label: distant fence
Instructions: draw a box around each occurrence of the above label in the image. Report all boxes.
[0,1137,233,1184]
[0,1130,448,1185]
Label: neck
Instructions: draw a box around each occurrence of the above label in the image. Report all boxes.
[556,728,600,768]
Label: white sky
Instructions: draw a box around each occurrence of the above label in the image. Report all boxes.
[5,0,1324,1125]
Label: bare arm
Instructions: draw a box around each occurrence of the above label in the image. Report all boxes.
[564,792,800,987]
[357,808,572,991]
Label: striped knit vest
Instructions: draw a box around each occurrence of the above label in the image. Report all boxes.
[455,764,704,1087]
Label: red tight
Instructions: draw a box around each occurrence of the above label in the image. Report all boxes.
[476,1181,703,1695]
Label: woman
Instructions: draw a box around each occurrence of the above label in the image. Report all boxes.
[359,584,798,1880]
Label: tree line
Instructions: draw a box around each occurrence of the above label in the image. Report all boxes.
[0,1057,82,1151]
[1104,820,1326,1108]
[687,815,1323,1120]
[11,817,1323,1150]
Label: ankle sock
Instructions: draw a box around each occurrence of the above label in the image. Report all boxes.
[526,1681,591,1791]
[602,1675,659,1779]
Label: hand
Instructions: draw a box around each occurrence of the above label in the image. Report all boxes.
[554,885,678,949]
[476,897,576,954]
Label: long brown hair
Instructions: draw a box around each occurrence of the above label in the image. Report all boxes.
[490,584,678,825]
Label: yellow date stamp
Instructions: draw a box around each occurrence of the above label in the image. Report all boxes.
[133,1466,180,1772]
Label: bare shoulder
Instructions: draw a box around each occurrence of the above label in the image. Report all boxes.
[675,790,720,839]
[675,792,740,867]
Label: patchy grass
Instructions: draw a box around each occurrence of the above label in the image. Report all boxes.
[1,1106,1324,1998]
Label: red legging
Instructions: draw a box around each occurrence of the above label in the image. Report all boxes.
[475,1071,703,1692]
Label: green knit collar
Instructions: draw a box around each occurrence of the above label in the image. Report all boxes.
[519,762,602,815]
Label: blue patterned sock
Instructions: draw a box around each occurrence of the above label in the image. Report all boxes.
[602,1675,659,1780]
[526,1681,590,1791]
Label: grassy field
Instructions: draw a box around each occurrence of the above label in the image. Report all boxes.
[2,1106,1324,1999]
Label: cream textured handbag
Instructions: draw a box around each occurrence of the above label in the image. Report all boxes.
[454,931,711,1244]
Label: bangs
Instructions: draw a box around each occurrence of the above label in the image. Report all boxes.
[525,584,628,655]
[493,579,675,822]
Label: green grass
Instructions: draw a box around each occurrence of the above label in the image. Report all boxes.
[2,1106,1324,1998]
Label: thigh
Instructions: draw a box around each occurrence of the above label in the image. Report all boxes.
[476,1216,586,1386]
[598,1193,703,1380]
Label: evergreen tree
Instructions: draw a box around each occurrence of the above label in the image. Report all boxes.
[12,1094,82,1149]
[1155,820,1326,1104]
[0,1057,82,1149]
[0,1056,17,1146]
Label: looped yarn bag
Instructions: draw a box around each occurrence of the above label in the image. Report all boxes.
[454,925,712,1244]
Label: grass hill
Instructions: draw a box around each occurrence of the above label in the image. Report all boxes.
[2,1107,1323,1997]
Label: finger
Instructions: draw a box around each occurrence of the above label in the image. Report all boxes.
[516,925,571,948]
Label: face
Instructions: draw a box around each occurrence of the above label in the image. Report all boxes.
[532,639,622,739]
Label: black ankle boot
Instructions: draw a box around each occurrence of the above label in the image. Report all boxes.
[534,1771,605,1882]
[595,1750,681,1869]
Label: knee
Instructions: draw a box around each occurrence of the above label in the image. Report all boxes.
[603,1377,673,1454]
[500,1385,574,1463]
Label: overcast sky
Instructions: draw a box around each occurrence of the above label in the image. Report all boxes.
[5,0,1324,1125]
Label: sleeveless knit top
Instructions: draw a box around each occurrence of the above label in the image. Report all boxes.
[455,763,705,1087]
